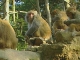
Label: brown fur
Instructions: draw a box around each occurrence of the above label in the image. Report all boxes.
[25,10,51,45]
[51,9,68,23]
[28,37,43,46]
[52,19,68,34]
[66,7,80,19]
[51,9,60,18]
[66,7,80,32]
[52,10,68,34]
[0,19,18,49]
[68,24,80,32]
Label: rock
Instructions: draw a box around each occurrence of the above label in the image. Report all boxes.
[38,43,80,60]
[55,30,73,43]
[0,49,40,60]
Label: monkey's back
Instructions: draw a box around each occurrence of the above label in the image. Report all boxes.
[0,19,18,49]
[34,15,51,40]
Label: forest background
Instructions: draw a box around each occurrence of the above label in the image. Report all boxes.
[0,0,80,50]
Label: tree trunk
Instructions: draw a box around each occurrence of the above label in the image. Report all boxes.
[45,0,51,27]
[36,0,41,16]
[12,0,15,22]
[64,0,70,9]
[3,0,9,21]
[45,0,53,43]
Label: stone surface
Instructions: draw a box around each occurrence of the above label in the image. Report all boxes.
[55,30,73,43]
[37,42,80,60]
[0,49,40,60]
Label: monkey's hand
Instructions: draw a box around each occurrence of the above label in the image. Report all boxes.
[25,35,30,43]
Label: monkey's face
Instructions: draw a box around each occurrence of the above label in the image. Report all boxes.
[27,13,34,23]
[25,10,38,23]
[67,12,74,19]
[66,7,76,19]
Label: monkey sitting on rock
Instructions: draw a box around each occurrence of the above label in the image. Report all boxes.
[25,10,51,46]
[66,7,80,19]
[0,18,18,49]
[51,10,69,34]
[65,6,80,32]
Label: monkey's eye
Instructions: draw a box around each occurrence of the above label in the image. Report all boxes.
[28,13,34,15]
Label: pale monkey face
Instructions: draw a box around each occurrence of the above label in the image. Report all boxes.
[27,13,34,23]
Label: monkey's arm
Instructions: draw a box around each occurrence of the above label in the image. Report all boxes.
[64,19,80,25]
[25,19,41,37]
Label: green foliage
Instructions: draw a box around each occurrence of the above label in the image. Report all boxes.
[15,0,36,11]
[17,42,28,51]
[10,17,28,50]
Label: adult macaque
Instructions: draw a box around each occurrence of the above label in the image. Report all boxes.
[25,10,51,46]
[52,18,68,34]
[0,18,18,49]
[56,11,69,21]
[67,23,80,37]
[65,7,80,31]
[52,10,69,34]
[51,9,69,23]
[51,9,60,18]
[66,7,80,19]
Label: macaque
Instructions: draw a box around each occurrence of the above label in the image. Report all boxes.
[66,7,80,19]
[52,18,68,34]
[57,11,69,21]
[25,10,51,46]
[0,18,18,49]
[51,9,69,23]
[51,9,60,18]
[51,9,69,34]
[52,10,69,35]
[67,23,80,37]
[66,7,80,32]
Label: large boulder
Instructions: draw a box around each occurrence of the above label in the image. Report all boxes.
[0,49,40,60]
[37,41,80,60]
